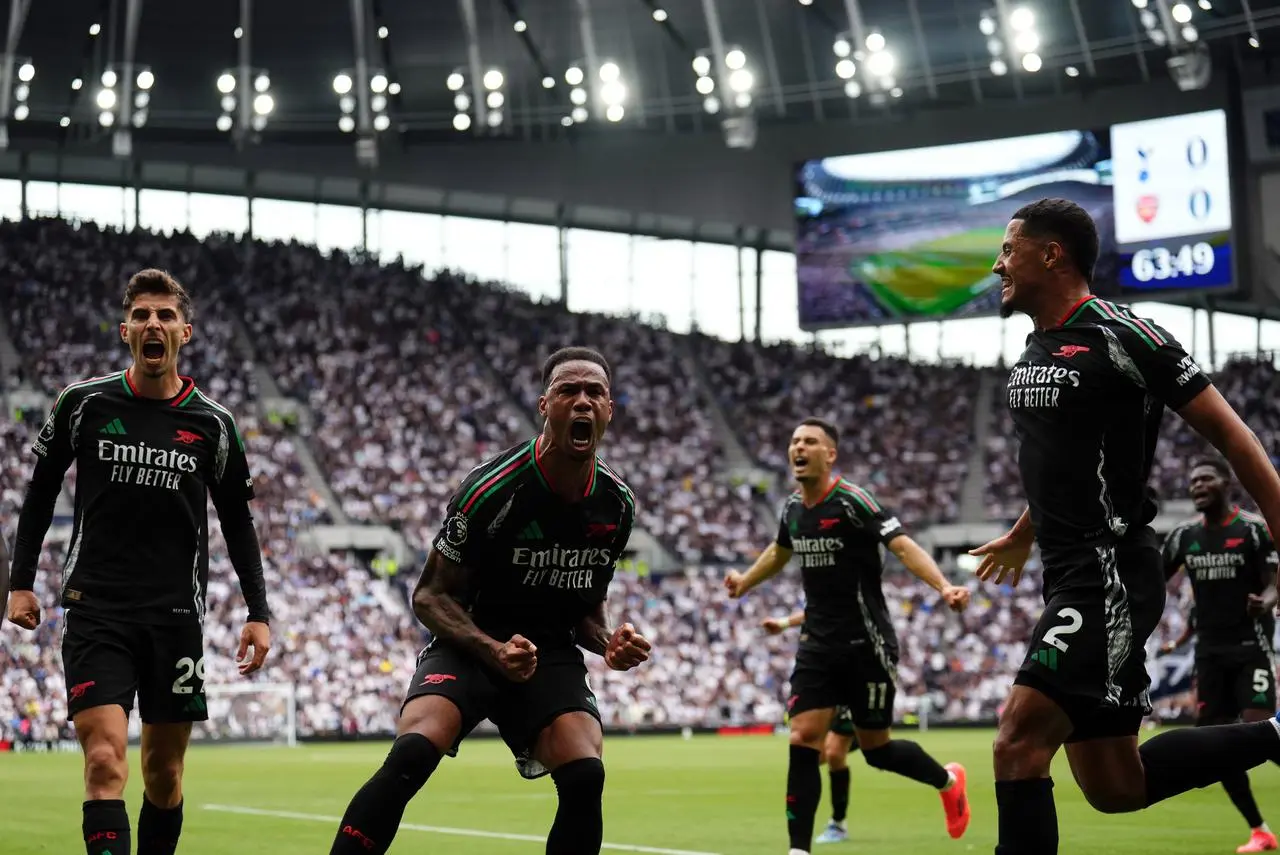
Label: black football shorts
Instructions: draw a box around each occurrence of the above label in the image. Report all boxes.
[788,643,898,731]
[1195,645,1278,723]
[829,705,856,738]
[403,640,601,779]
[1015,539,1166,742]
[61,608,209,723]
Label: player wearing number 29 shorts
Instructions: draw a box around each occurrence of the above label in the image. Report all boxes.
[4,270,273,855]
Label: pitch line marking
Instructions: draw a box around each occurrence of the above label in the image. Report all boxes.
[201,803,724,855]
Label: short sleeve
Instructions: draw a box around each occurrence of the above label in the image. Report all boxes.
[776,503,793,550]
[1161,526,1186,580]
[1252,520,1278,576]
[1107,314,1210,410]
[838,483,907,545]
[209,412,255,504]
[431,463,509,567]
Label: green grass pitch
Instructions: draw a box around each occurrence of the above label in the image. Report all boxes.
[856,226,1006,318]
[4,727,1277,853]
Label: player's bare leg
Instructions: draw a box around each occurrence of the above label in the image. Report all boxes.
[993,684,1280,854]
[787,708,833,854]
[855,725,969,839]
[136,723,190,855]
[533,711,606,855]
[814,732,852,844]
[328,695,460,855]
[1214,709,1279,853]
[75,705,132,855]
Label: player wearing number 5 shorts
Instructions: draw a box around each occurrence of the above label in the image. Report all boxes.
[4,270,273,855]
[973,198,1280,855]
[1162,457,1280,853]
[726,418,972,855]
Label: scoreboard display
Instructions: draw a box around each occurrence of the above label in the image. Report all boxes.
[1110,110,1233,291]
[793,108,1238,328]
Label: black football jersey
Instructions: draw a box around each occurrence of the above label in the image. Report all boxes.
[26,371,255,624]
[776,478,905,660]
[1007,296,1211,562]
[1163,508,1278,649]
[431,437,636,647]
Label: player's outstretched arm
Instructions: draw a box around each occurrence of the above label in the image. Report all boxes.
[888,536,970,611]
[1178,387,1280,542]
[725,542,793,598]
[969,507,1034,587]
[412,549,536,681]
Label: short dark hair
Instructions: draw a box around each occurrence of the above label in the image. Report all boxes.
[799,417,839,446]
[123,268,193,322]
[1011,198,1099,285]
[541,346,611,389]
[1191,455,1231,480]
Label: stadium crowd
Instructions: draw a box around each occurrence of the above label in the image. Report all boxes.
[0,216,1229,746]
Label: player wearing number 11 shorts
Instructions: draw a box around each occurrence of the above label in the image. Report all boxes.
[4,270,273,855]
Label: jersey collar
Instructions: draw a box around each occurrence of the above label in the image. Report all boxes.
[801,476,842,509]
[1203,505,1241,528]
[121,371,198,407]
[532,435,597,499]
[1053,295,1097,329]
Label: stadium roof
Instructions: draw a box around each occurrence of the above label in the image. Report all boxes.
[4,0,1280,148]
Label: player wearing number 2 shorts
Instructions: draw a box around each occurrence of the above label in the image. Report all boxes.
[973,198,1280,855]
[4,270,273,855]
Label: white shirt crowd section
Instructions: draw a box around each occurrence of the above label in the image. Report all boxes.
[0,217,1236,743]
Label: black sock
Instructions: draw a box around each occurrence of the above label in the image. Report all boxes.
[829,768,851,823]
[787,745,822,851]
[994,778,1058,855]
[83,799,131,855]
[1141,720,1280,807]
[546,757,606,855]
[137,797,182,855]
[862,740,950,789]
[329,733,441,855]
[1222,771,1265,829]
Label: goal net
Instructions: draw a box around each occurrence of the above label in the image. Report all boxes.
[124,683,299,747]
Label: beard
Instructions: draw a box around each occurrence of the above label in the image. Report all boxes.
[998,299,1016,319]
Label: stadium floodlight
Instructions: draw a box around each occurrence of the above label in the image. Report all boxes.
[652,8,667,21]
[95,88,117,110]
[691,56,711,77]
[843,80,861,98]
[371,94,387,112]
[566,66,585,86]
[725,49,746,70]
[98,110,113,126]
[1198,0,1211,7]
[371,74,388,93]
[1171,2,1192,23]
[253,93,274,115]
[14,85,27,102]
[486,91,503,109]
[89,23,101,36]
[101,69,118,88]
[704,95,721,113]
[483,69,504,90]
[486,110,502,128]
[865,32,886,52]
[378,25,389,38]
[1009,6,1035,31]
[560,115,573,127]
[1021,52,1042,72]
[339,115,355,132]
[137,69,154,90]
[388,82,401,95]
[600,62,620,83]
[734,91,751,109]
[13,104,27,121]
[571,106,588,122]
[1251,35,1260,48]
[890,86,903,98]
[728,69,754,93]
[72,78,82,90]
[513,19,526,32]
[1066,65,1080,77]
[373,113,390,131]
[221,95,236,113]
[833,38,851,58]
[335,73,354,94]
[134,91,149,109]
[542,76,555,89]
[835,59,856,80]
[453,93,470,111]
[1132,0,1148,6]
[59,116,69,127]
[234,26,243,39]
[1014,30,1039,54]
[217,73,236,94]
[990,58,1008,75]
[254,74,270,93]
[217,114,233,132]
[606,104,624,122]
[866,50,895,78]
[17,63,34,83]
[979,16,997,36]
[1182,24,1198,41]
[799,0,813,5]
[695,76,714,95]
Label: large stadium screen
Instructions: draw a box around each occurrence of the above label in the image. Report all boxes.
[793,109,1235,329]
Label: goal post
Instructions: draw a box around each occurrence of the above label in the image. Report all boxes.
[198,682,298,747]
